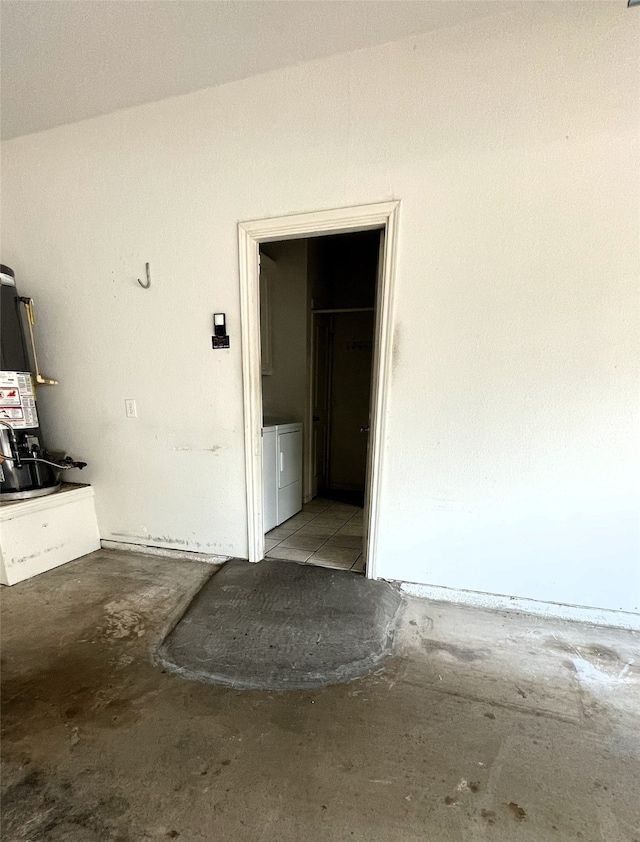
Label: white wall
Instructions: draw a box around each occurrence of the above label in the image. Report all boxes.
[1,4,638,613]
[261,240,308,424]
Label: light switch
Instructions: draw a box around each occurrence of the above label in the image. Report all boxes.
[125,399,137,418]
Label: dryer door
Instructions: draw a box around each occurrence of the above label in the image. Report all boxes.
[278,429,302,489]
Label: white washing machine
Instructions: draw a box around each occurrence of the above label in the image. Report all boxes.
[262,420,303,533]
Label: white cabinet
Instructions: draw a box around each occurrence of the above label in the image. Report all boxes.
[0,483,100,585]
[263,422,303,531]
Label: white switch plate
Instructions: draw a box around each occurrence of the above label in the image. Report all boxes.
[125,399,137,418]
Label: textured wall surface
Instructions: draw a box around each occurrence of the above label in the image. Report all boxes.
[2,3,638,611]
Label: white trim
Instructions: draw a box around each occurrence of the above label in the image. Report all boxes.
[101,539,230,565]
[239,202,398,243]
[399,581,640,632]
[365,220,398,579]
[238,223,264,563]
[238,201,400,577]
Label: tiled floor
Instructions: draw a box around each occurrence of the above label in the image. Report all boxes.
[265,497,365,573]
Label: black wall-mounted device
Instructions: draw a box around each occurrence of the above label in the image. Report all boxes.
[212,313,230,349]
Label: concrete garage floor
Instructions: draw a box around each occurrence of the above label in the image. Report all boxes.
[1,550,639,842]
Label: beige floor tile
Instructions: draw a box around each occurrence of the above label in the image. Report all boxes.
[265,526,296,540]
[264,538,281,552]
[318,507,352,516]
[266,547,313,562]
[295,523,339,538]
[330,504,361,515]
[335,523,363,537]
[278,533,328,552]
[311,515,351,528]
[308,545,361,566]
[323,535,362,550]
[303,501,332,514]
[305,555,353,570]
[281,512,317,528]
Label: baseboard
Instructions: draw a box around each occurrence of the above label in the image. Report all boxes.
[101,539,232,566]
[397,580,640,631]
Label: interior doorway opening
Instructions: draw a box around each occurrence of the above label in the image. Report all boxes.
[260,231,380,574]
[238,201,400,580]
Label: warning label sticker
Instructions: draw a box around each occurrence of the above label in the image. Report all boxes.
[0,372,19,389]
[16,373,34,396]
[0,371,38,429]
[0,388,21,406]
[0,407,24,421]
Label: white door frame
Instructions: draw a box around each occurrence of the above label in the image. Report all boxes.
[238,200,400,580]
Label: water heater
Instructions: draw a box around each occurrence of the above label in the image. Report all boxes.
[0,264,86,500]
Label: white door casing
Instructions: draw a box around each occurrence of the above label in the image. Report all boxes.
[238,201,400,580]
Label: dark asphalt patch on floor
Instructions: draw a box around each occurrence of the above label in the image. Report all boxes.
[158,559,403,690]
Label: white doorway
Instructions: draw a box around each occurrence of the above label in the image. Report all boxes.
[238,201,400,580]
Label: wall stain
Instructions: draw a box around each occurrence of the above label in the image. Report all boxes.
[171,446,221,453]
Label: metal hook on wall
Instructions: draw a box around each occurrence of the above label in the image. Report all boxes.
[137,263,151,289]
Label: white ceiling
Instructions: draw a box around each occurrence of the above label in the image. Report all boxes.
[0,0,512,140]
